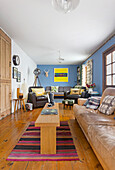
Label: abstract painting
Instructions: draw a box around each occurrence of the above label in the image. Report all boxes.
[54,68,68,82]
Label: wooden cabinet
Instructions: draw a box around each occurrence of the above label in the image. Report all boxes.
[0,29,11,119]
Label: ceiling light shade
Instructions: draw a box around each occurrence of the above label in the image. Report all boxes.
[52,0,80,13]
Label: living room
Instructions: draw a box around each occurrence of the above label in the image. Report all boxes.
[0,0,115,169]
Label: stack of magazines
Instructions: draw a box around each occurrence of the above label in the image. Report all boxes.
[41,109,57,115]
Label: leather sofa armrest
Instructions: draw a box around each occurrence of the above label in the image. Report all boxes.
[78,98,87,106]
[28,92,37,108]
[64,91,70,99]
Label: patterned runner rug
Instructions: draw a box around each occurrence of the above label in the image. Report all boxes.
[7,121,79,161]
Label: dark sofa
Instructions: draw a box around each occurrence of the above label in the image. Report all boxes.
[28,86,48,108]
[45,86,71,98]
[64,87,90,104]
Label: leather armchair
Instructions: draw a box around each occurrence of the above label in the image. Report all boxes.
[64,87,90,104]
[28,86,48,108]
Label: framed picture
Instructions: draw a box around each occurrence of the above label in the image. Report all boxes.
[17,71,21,82]
[54,68,68,82]
[13,67,18,79]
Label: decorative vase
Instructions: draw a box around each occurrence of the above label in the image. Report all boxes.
[19,93,23,99]
[17,88,20,98]
[88,88,93,93]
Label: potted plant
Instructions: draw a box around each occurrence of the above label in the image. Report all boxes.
[86,83,96,93]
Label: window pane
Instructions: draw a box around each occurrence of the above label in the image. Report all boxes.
[113,63,115,73]
[106,75,111,85]
[113,75,115,85]
[106,54,111,64]
[106,65,111,75]
[113,51,115,62]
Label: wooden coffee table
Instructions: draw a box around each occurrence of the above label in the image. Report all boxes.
[35,103,60,154]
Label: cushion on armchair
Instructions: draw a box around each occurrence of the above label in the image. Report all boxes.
[70,88,80,95]
[79,89,85,95]
[31,88,45,96]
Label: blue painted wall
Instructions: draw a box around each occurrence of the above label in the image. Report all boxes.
[83,36,115,95]
[37,65,78,87]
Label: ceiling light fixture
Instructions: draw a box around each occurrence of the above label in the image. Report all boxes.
[57,50,64,63]
[52,0,80,13]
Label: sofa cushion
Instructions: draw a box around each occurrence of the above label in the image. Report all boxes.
[88,125,115,170]
[63,86,71,92]
[58,86,64,92]
[45,86,51,92]
[98,95,115,115]
[68,94,81,99]
[53,92,64,95]
[36,96,48,101]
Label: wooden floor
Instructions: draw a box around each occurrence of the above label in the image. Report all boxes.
[0,104,103,170]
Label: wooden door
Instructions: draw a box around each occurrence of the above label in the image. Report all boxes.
[0,29,11,119]
[0,82,1,117]
[1,83,6,114]
[6,41,11,80]
[1,37,6,79]
[6,83,11,113]
[0,83,11,117]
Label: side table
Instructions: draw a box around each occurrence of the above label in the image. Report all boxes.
[88,91,99,97]
[62,99,75,109]
[13,98,26,113]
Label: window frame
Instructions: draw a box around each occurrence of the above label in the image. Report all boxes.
[103,44,115,92]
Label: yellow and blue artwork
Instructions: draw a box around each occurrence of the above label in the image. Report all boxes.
[54,68,68,82]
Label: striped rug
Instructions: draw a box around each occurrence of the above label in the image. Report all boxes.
[7,121,79,161]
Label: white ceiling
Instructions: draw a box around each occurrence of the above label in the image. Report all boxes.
[0,0,115,65]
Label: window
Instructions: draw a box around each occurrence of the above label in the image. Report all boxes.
[103,45,115,91]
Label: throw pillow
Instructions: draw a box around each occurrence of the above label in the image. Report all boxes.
[31,88,45,96]
[79,89,85,95]
[89,96,101,106]
[51,86,58,92]
[70,88,80,95]
[98,95,115,115]
[84,96,101,110]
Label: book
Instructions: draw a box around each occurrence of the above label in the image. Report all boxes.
[41,109,58,115]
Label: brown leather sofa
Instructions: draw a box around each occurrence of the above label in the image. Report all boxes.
[73,88,115,170]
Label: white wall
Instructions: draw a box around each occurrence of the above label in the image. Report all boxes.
[12,40,36,112]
